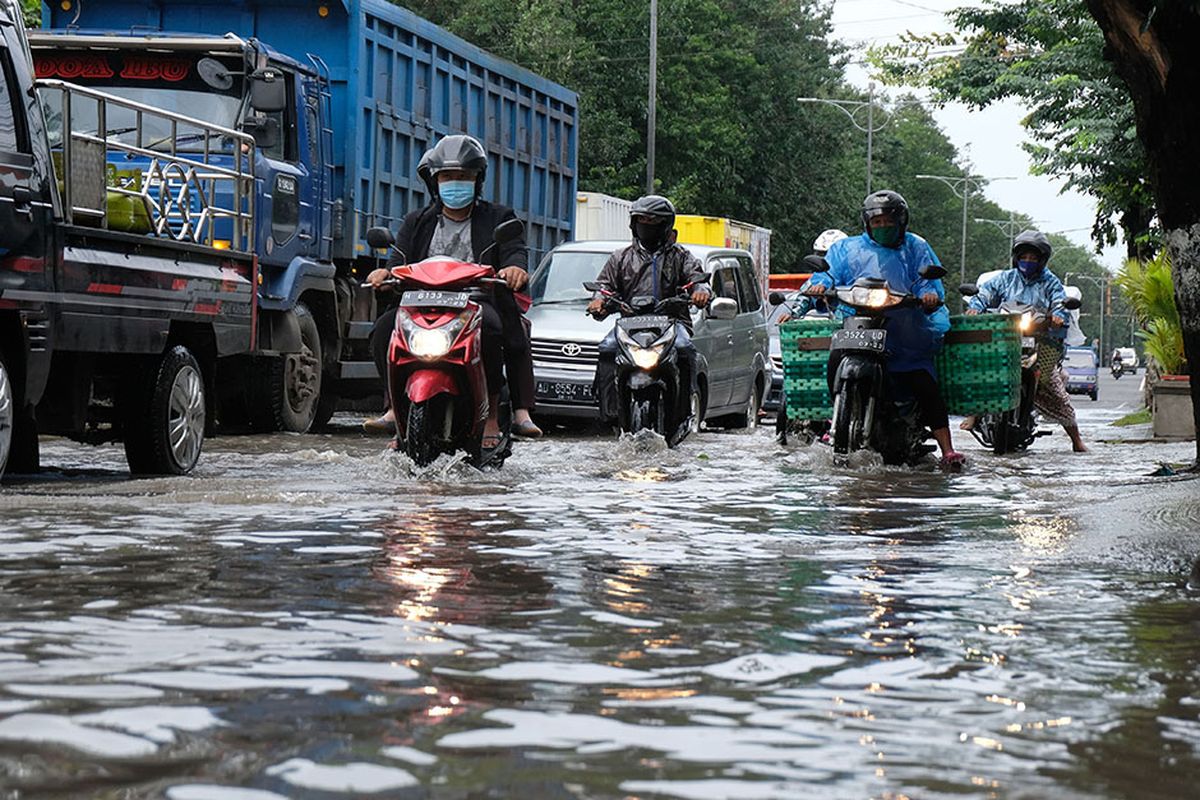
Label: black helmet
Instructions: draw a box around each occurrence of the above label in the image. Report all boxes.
[860,190,910,246]
[1011,229,1052,265]
[629,195,676,252]
[629,194,676,228]
[417,134,488,196]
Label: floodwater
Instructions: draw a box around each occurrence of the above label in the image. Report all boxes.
[2,373,1199,799]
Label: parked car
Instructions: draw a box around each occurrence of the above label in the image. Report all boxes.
[1064,346,1099,401]
[526,241,771,428]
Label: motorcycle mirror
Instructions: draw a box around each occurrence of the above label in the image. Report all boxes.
[583,281,601,292]
[959,282,979,296]
[366,226,395,250]
[919,264,947,280]
[1063,297,1082,311]
[803,254,830,273]
[768,291,786,306]
[493,218,525,245]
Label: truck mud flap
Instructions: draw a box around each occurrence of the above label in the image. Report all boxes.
[256,308,302,355]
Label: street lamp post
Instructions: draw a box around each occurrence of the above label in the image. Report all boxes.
[646,0,658,193]
[973,211,1043,255]
[797,82,918,197]
[916,173,1015,286]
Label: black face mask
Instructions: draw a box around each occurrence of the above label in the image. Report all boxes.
[634,221,668,252]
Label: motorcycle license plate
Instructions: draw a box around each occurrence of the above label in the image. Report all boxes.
[831,328,886,353]
[400,290,470,308]
[1021,336,1037,348]
[536,380,595,403]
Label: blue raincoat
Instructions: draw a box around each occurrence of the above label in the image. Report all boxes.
[807,232,951,375]
[966,267,1069,342]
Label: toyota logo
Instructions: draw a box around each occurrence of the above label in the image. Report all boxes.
[561,342,582,357]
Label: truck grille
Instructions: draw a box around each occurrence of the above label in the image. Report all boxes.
[531,338,599,370]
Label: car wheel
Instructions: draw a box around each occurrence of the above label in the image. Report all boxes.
[123,346,206,475]
[0,353,13,479]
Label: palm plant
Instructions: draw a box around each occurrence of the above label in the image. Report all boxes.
[1115,248,1185,375]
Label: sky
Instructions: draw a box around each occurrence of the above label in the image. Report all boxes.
[826,0,1127,272]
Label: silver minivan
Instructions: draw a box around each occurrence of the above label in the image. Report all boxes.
[527,240,771,428]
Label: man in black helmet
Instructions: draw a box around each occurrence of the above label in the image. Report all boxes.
[586,195,711,428]
[366,134,541,447]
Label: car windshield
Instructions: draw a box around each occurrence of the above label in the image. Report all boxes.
[530,251,613,304]
[1065,350,1096,368]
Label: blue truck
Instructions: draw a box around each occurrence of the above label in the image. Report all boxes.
[34,0,579,430]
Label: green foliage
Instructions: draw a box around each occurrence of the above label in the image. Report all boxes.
[1116,249,1185,374]
[21,0,39,26]
[869,0,1155,256]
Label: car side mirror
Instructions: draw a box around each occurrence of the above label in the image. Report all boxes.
[959,283,979,297]
[240,116,279,150]
[708,297,738,320]
[768,291,786,306]
[919,264,947,281]
[493,218,524,245]
[249,68,288,112]
[1063,297,1082,311]
[803,254,830,273]
[366,226,395,250]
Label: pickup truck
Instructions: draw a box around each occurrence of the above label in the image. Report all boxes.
[0,0,283,478]
[36,0,580,432]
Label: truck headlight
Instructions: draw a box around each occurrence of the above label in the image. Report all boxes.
[410,328,453,360]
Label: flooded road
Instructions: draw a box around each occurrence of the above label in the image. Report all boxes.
[2,371,1199,799]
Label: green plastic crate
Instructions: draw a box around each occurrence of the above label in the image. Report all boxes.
[936,314,1022,415]
[779,319,839,420]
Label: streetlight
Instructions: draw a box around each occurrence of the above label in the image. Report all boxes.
[973,211,1044,254]
[1065,272,1110,364]
[646,0,658,192]
[797,82,919,196]
[916,172,1015,285]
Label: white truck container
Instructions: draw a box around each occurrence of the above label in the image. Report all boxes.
[575,192,634,241]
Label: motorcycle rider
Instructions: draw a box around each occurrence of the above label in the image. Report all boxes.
[806,190,965,469]
[962,230,1087,452]
[780,229,848,322]
[586,195,712,428]
[365,135,541,447]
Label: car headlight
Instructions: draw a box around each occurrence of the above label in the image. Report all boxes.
[410,328,453,359]
[1019,312,1034,332]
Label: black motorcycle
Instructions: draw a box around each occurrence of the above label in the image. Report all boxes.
[585,279,725,446]
[807,259,947,465]
[959,287,1081,454]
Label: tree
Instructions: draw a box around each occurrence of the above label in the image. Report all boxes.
[1083,0,1200,463]
[870,0,1156,257]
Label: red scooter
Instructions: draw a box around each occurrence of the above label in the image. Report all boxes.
[365,221,522,468]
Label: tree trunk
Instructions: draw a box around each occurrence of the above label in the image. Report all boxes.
[1085,0,1200,463]
[1119,200,1155,260]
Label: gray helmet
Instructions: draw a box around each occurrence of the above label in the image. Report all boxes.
[1011,229,1052,266]
[417,134,488,196]
[861,190,909,242]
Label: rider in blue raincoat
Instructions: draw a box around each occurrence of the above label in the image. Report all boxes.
[805,190,964,468]
[963,229,1087,452]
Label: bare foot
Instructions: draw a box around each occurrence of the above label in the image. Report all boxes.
[959,415,976,431]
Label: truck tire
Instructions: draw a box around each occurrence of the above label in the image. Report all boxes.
[250,303,322,433]
[124,346,206,475]
[0,353,12,479]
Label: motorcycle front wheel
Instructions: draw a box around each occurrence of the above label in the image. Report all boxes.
[831,382,867,456]
[628,393,664,436]
[405,399,445,467]
[992,409,1014,455]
